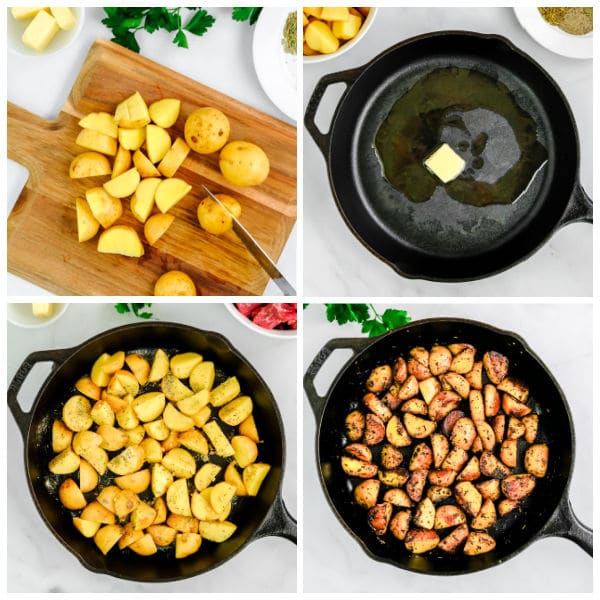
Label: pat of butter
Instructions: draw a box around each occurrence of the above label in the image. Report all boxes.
[22,10,59,52]
[424,143,466,184]
[50,7,76,30]
[11,7,47,20]
[32,303,54,318]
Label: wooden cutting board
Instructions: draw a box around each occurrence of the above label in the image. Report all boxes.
[8,39,296,296]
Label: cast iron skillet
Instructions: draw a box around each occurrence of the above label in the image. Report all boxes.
[303,318,591,575]
[305,32,592,281]
[8,322,296,582]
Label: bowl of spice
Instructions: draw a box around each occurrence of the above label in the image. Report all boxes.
[514,6,593,59]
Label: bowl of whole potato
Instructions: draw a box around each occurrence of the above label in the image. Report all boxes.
[303,7,377,63]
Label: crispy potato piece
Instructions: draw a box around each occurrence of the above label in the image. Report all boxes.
[341,456,378,478]
[434,504,466,529]
[381,384,402,411]
[406,469,428,502]
[413,497,436,529]
[52,420,73,453]
[427,485,452,503]
[364,413,386,445]
[397,375,419,401]
[464,531,496,555]
[405,529,439,553]
[242,463,271,496]
[457,456,480,482]
[73,517,101,538]
[378,469,409,488]
[524,444,549,477]
[238,414,260,443]
[475,421,496,452]
[178,429,209,455]
[202,421,235,457]
[506,416,526,440]
[366,365,392,393]
[49,447,80,475]
[454,481,482,517]
[409,443,433,471]
[147,524,177,546]
[400,398,428,416]
[429,391,462,421]
[480,451,511,479]
[345,410,365,442]
[380,443,403,470]
[166,514,199,533]
[441,409,465,437]
[468,389,485,423]
[175,532,202,558]
[194,463,222,492]
[81,501,116,524]
[408,356,432,380]
[476,479,501,501]
[362,393,392,422]
[497,376,529,403]
[443,372,470,399]
[522,414,539,443]
[450,417,477,451]
[72,430,103,456]
[441,448,469,472]
[125,353,150,385]
[345,443,372,463]
[465,361,483,390]
[471,497,497,530]
[498,498,519,516]
[383,488,413,507]
[75,377,102,401]
[113,489,140,520]
[409,346,429,366]
[231,435,258,468]
[224,463,246,496]
[353,479,380,509]
[96,485,120,513]
[367,502,393,535]
[431,433,450,468]
[59,478,87,510]
[163,402,194,432]
[428,469,457,487]
[389,510,411,541]
[94,524,123,555]
[148,349,170,382]
[392,357,408,384]
[483,351,509,384]
[419,377,442,404]
[90,399,115,427]
[439,523,469,553]
[153,497,168,524]
[429,345,452,376]
[449,347,475,374]
[62,395,93,432]
[129,532,158,556]
[404,413,436,439]
[500,439,517,468]
[502,394,532,417]
[493,414,506,443]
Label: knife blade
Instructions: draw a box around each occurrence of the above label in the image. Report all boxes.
[201,186,296,296]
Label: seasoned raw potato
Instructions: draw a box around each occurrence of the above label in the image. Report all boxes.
[170,352,203,379]
[147,524,178,546]
[162,373,193,403]
[189,361,215,392]
[479,451,511,479]
[178,389,210,416]
[450,417,477,450]
[148,349,170,382]
[203,421,235,457]
[107,445,145,476]
[82,501,116,524]
[305,20,340,54]
[383,488,413,507]
[52,420,73,452]
[429,345,452,376]
[63,395,93,432]
[79,459,100,492]
[90,399,115,427]
[73,517,101,538]
[140,437,163,463]
[378,469,409,488]
[72,430,103,456]
[108,370,140,397]
[363,393,392,422]
[210,481,237,516]
[115,469,151,494]
[219,141,270,187]
[340,456,377,478]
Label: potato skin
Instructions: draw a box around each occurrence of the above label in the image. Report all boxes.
[354,479,380,509]
[345,410,365,442]
[524,443,548,478]
[501,473,536,500]
[219,141,269,187]
[464,531,496,555]
[439,523,469,553]
[389,510,411,540]
[368,502,392,535]
[405,528,440,553]
[184,107,230,154]
[366,365,393,393]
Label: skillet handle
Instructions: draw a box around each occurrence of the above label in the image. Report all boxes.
[303,337,370,421]
[539,495,592,556]
[252,492,297,544]
[304,67,363,158]
[7,348,73,440]
[557,183,593,227]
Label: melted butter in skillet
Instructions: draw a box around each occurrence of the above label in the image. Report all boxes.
[374,67,548,207]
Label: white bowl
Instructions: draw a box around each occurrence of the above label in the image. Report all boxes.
[303,8,377,64]
[225,304,297,339]
[7,7,85,57]
[8,303,69,328]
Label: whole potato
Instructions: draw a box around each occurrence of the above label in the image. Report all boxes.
[219,141,270,187]
[197,194,242,235]
[154,271,197,296]
[184,107,230,154]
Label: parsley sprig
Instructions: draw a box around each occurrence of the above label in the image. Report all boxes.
[115,303,154,320]
[324,304,411,337]
[102,7,262,53]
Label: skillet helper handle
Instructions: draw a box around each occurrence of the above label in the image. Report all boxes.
[8,348,73,440]
[304,337,371,420]
[558,183,593,227]
[304,67,363,158]
[253,493,297,544]
[540,495,593,556]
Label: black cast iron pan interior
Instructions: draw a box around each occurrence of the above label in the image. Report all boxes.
[306,319,590,574]
[9,322,293,582]
[305,32,592,280]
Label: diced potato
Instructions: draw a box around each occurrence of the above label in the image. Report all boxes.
[175,532,202,558]
[58,478,87,510]
[103,167,140,199]
[78,112,117,138]
[155,178,191,213]
[166,478,192,516]
[239,414,260,443]
[113,489,140,520]
[189,361,215,392]
[170,352,203,379]
[163,402,195,432]
[98,226,144,258]
[94,524,123,555]
[115,469,151,494]
[132,391,166,422]
[242,462,271,496]
[81,501,116,524]
[107,445,145,476]
[162,448,196,479]
[144,213,174,245]
[114,91,151,129]
[161,372,193,403]
[130,501,157,530]
[194,463,222,492]
[149,98,181,128]
[202,421,235,457]
[76,128,117,156]
[158,137,190,178]
[148,349,170,382]
[224,463,247,496]
[198,520,237,543]
[118,127,146,151]
[73,517,101,538]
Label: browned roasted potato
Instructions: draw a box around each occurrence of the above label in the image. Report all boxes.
[364,413,385,445]
[465,361,483,390]
[524,443,548,478]
[400,398,428,416]
[468,390,485,423]
[483,384,500,417]
[353,479,380,509]
[409,346,429,366]
[397,375,419,400]
[405,528,439,553]
[380,444,403,470]
[340,456,378,478]
[454,481,482,516]
[378,468,409,487]
[345,410,365,441]
[471,498,497,529]
[427,485,452,503]
[450,417,477,450]
[367,502,392,535]
[385,415,412,447]
[383,488,412,507]
[428,345,452,376]
[502,394,532,417]
[443,372,470,399]
[501,473,536,500]
[476,478,500,501]
[389,510,411,540]
[428,469,457,487]
[442,409,466,437]
[381,384,402,410]
[449,347,475,374]
[464,531,496,555]
[408,357,432,380]
[500,439,517,468]
[366,365,392,393]
[434,504,466,529]
[429,391,462,421]
[404,413,436,439]
[431,433,449,468]
[493,414,506,443]
[448,343,474,355]
[344,443,372,463]
[482,350,508,384]
[362,393,392,422]
[409,443,433,471]
[497,376,529,404]
[406,469,428,502]
[457,456,480,482]
[392,357,408,384]
[522,414,539,443]
[498,498,519,516]
[438,523,469,553]
[441,448,469,472]
[475,420,495,452]
[419,377,441,404]
[413,497,435,529]
[506,416,525,440]
[480,451,511,479]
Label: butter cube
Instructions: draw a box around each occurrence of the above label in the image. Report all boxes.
[32,303,54,318]
[11,7,47,20]
[423,143,466,184]
[22,10,59,52]
[50,7,76,30]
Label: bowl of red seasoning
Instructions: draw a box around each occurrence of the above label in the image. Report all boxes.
[226,303,297,339]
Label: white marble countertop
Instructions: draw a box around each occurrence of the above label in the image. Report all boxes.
[7,303,297,592]
[7,6,296,297]
[303,7,592,296]
[303,303,592,592]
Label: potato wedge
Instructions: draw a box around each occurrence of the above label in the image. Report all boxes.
[162,373,193,403]
[178,429,209,454]
[464,531,496,555]
[363,392,392,422]
[62,395,93,432]
[79,458,99,492]
[413,497,436,529]
[450,417,477,450]
[155,177,191,213]
[167,478,192,516]
[73,517,101,538]
[115,469,151,494]
[243,463,271,496]
[434,504,466,529]
[429,345,452,376]
[406,469,428,502]
[218,395,253,426]
[59,478,87,510]
[113,489,140,520]
[52,419,73,453]
[367,502,393,535]
[81,500,116,524]
[94,524,123,555]
[132,392,166,422]
[162,448,196,479]
[202,421,235,457]
[107,445,145,476]
[147,524,178,546]
[175,532,202,558]
[471,497,497,530]
[166,514,199,533]
[366,365,392,393]
[439,523,469,553]
[131,501,158,530]
[345,410,365,442]
[482,350,509,384]
[210,376,241,407]
[403,413,436,439]
[364,413,385,445]
[194,463,222,492]
[98,226,144,258]
[405,529,439,553]
[524,444,549,478]
[353,479,380,509]
[189,361,216,392]
[148,349,170,382]
[454,481,482,517]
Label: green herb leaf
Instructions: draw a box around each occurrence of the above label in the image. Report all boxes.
[380,308,411,331]
[114,303,131,314]
[114,303,153,319]
[173,29,189,48]
[232,7,262,24]
[184,9,216,36]
[324,304,411,337]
